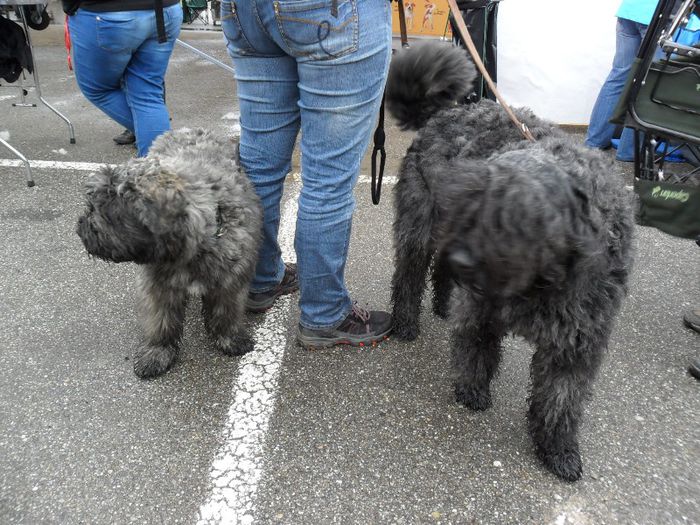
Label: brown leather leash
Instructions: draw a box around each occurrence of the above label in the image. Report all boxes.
[446,0,535,142]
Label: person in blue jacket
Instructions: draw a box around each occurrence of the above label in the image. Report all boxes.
[585,0,659,162]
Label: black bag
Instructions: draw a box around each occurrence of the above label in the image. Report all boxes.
[0,14,33,83]
[634,178,700,240]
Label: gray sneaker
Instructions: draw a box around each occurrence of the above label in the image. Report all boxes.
[246,263,298,313]
[113,129,136,145]
[297,302,392,350]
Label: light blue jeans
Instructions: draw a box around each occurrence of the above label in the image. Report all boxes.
[70,4,182,156]
[222,0,392,329]
[585,17,649,161]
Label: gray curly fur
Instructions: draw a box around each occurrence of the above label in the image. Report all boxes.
[76,128,263,378]
[387,43,635,482]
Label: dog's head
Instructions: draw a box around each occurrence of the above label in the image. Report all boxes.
[76,159,196,265]
[437,151,598,300]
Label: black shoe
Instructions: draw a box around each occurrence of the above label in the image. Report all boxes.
[246,263,298,313]
[113,129,136,145]
[683,309,700,334]
[297,302,392,350]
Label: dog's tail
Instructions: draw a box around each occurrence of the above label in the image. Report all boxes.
[385,42,476,131]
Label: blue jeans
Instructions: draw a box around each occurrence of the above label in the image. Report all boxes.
[222,0,392,329]
[585,17,648,161]
[70,5,182,156]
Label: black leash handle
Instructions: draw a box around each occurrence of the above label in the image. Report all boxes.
[371,93,386,205]
[371,2,409,205]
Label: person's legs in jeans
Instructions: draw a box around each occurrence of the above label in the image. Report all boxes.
[223,0,392,331]
[221,0,301,296]
[70,6,181,156]
[585,18,647,160]
[70,9,141,132]
[123,4,182,156]
[292,1,392,329]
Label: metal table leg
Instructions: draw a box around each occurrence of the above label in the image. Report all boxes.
[0,136,34,187]
[19,8,76,144]
[175,39,235,75]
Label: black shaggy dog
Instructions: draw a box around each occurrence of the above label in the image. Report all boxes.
[76,129,263,378]
[386,43,635,481]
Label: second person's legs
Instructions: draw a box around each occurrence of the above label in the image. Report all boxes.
[221,0,302,295]
[123,3,182,156]
[585,18,646,156]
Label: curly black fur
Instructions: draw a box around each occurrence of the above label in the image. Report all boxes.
[385,42,477,131]
[387,43,635,482]
[76,129,262,378]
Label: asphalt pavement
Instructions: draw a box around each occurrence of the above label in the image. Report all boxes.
[0,33,698,525]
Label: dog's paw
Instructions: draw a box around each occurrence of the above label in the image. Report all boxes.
[392,318,420,341]
[217,332,255,357]
[535,443,583,482]
[455,384,491,411]
[133,343,177,378]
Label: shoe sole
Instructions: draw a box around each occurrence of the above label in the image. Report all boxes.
[683,317,700,334]
[297,330,391,350]
[689,363,700,380]
[246,284,299,314]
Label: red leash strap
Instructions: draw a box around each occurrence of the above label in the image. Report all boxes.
[64,16,73,71]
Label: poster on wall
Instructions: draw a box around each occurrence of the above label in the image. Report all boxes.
[392,0,453,39]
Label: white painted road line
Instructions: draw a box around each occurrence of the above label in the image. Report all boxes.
[197,192,298,525]
[0,158,113,171]
[0,159,635,191]
[0,160,400,185]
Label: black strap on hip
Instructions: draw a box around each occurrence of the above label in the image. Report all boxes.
[155,0,166,43]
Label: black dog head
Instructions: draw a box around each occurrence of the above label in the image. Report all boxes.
[437,151,598,300]
[76,159,192,265]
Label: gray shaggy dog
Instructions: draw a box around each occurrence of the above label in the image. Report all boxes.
[386,43,635,481]
[76,128,262,378]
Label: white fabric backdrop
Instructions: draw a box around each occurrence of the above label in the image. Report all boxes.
[497,0,620,125]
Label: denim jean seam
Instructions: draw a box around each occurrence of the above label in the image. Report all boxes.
[250,263,285,294]
[298,213,352,329]
[253,0,277,46]
[299,302,352,331]
[122,74,137,149]
[222,1,257,55]
[272,0,358,61]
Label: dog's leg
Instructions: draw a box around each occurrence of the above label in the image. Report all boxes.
[391,167,435,340]
[452,299,503,410]
[133,273,187,378]
[391,245,431,341]
[202,285,254,357]
[527,333,605,482]
[431,254,453,319]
